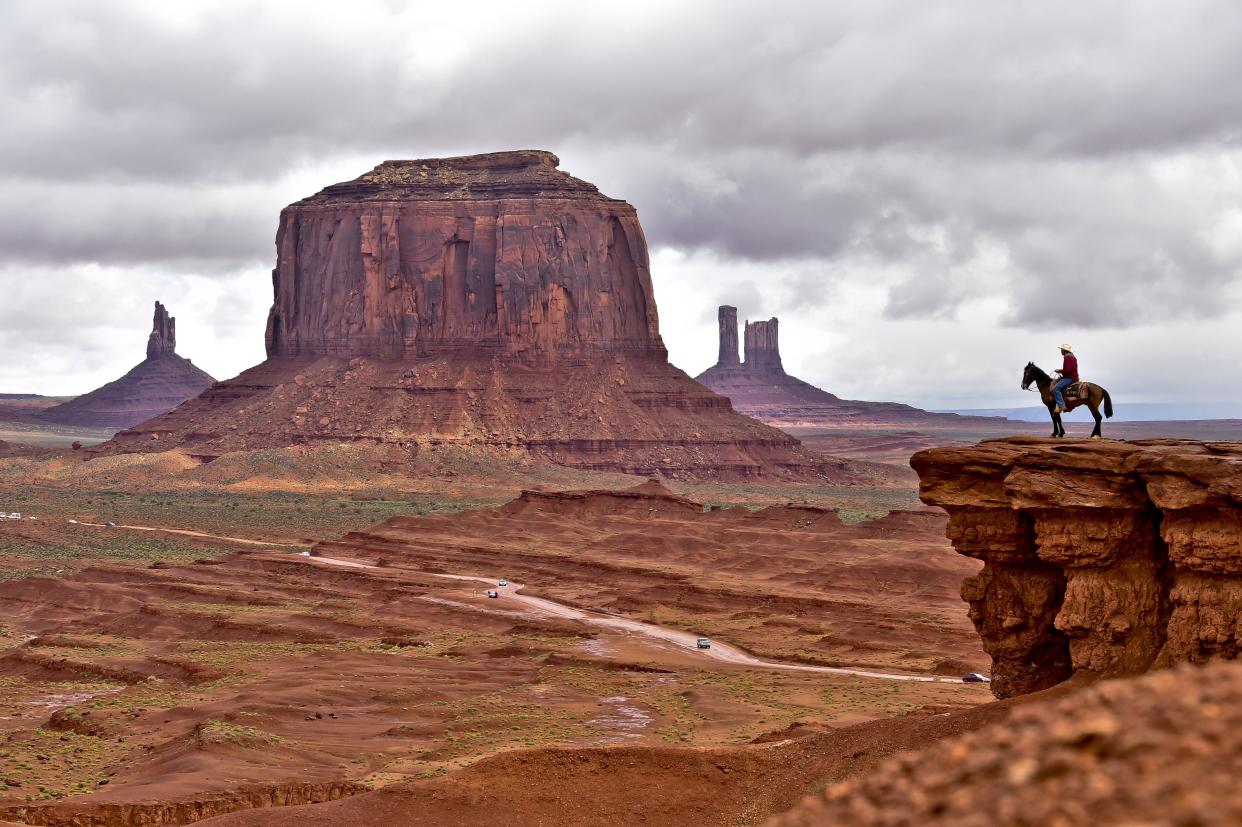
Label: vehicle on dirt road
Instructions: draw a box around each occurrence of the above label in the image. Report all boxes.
[498,579,508,586]
[962,672,991,683]
[486,590,499,599]
[696,637,711,650]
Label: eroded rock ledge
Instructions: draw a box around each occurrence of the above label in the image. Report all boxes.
[911,437,1242,697]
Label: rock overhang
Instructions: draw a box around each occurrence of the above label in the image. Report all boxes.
[912,437,1242,697]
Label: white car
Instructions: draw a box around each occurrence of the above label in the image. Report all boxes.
[962,672,991,683]
[486,590,499,599]
[8,513,20,520]
[696,637,711,650]
[498,579,508,587]
[67,519,79,525]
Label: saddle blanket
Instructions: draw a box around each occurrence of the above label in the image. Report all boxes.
[1064,381,1088,399]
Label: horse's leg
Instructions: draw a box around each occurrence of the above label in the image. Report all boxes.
[1048,405,1059,438]
[1090,401,1102,439]
[1056,412,1066,437]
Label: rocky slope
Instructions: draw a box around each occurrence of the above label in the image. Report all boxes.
[912,437,1242,697]
[38,302,215,429]
[695,306,1000,428]
[767,660,1242,827]
[100,153,835,480]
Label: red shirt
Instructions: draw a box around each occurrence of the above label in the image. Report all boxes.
[1062,353,1079,382]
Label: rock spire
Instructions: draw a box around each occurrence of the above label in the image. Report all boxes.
[39,300,215,429]
[743,318,783,373]
[146,301,177,358]
[697,305,997,427]
[716,305,741,368]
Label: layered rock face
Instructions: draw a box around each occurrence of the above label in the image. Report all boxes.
[912,437,1242,697]
[264,150,661,361]
[39,302,215,429]
[696,307,991,428]
[102,153,835,480]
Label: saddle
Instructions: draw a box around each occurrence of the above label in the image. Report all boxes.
[1063,381,1088,400]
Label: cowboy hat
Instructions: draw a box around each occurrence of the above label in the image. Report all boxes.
[1058,343,1073,352]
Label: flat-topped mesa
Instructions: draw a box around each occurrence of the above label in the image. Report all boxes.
[744,318,783,373]
[146,301,176,358]
[99,154,839,481]
[717,305,741,368]
[911,438,1242,698]
[265,149,663,362]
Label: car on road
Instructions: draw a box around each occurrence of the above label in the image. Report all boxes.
[67,519,78,525]
[962,672,991,683]
[106,521,117,528]
[8,513,20,520]
[498,579,508,586]
[696,637,711,650]
[486,590,499,599]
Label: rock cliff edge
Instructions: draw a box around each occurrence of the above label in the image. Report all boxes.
[912,437,1242,697]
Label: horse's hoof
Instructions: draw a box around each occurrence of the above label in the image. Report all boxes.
[1091,435,1102,441]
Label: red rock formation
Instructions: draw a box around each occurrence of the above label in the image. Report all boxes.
[264,150,661,361]
[147,301,177,358]
[767,660,1242,827]
[717,306,740,368]
[912,437,1242,697]
[39,301,215,430]
[697,307,1000,428]
[100,153,839,481]
[743,318,782,373]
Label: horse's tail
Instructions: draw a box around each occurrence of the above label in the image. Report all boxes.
[1102,388,1114,419]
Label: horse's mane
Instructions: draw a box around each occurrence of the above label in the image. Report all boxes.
[1026,362,1051,382]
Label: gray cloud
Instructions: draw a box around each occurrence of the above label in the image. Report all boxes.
[2,0,1242,403]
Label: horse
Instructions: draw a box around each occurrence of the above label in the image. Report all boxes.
[1021,362,1114,439]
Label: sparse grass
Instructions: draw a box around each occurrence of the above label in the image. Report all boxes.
[0,533,217,581]
[199,719,283,746]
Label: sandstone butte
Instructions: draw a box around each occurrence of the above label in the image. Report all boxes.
[695,305,999,428]
[99,151,833,480]
[39,301,216,429]
[911,437,1242,698]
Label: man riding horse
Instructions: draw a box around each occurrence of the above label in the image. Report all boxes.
[1053,343,1078,414]
[1021,346,1113,439]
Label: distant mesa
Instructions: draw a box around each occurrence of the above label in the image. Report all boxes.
[100,151,843,480]
[39,301,215,429]
[696,305,996,428]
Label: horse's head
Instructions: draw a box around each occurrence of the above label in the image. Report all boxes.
[1021,361,1037,391]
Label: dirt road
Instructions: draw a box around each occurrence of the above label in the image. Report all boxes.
[70,519,975,685]
[77,521,303,548]
[311,555,970,685]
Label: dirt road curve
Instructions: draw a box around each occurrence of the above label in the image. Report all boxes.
[311,555,969,685]
[71,520,973,685]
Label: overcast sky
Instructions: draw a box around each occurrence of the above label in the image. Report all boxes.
[3,0,1241,411]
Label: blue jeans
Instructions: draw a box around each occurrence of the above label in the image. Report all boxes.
[1053,377,1075,409]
